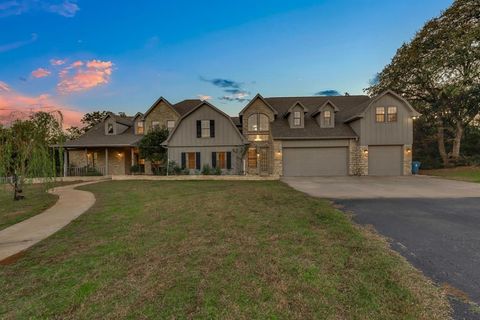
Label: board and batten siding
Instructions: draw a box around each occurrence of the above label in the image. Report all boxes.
[168,104,244,147]
[357,94,414,146]
[168,146,243,174]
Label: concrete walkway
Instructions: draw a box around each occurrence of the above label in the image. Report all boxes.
[0,181,100,262]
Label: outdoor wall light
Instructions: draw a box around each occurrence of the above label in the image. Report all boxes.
[406,148,412,153]
[363,149,368,155]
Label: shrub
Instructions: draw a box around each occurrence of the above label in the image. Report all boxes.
[201,164,212,175]
[130,164,144,174]
[85,167,102,176]
[213,166,222,175]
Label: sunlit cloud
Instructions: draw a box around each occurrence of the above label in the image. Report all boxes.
[219,92,250,102]
[31,68,51,78]
[57,59,113,94]
[0,81,84,127]
[0,81,11,92]
[197,94,212,101]
[50,58,67,66]
[0,33,37,53]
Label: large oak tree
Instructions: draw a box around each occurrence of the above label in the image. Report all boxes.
[367,0,480,166]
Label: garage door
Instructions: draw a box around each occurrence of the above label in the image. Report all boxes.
[283,147,348,176]
[368,146,403,176]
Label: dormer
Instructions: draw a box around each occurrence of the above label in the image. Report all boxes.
[104,113,117,135]
[285,102,308,128]
[133,112,144,135]
[312,100,340,128]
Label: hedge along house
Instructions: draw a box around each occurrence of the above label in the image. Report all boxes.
[163,101,248,174]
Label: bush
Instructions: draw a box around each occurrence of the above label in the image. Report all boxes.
[85,167,102,176]
[213,166,222,175]
[201,164,212,175]
[130,164,144,174]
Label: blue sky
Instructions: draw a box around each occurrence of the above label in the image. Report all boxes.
[0,0,453,125]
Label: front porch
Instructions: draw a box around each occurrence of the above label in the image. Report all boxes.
[64,147,143,176]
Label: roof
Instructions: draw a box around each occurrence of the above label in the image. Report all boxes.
[264,95,370,139]
[173,99,203,115]
[63,113,142,148]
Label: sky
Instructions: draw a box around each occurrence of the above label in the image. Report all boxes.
[0,0,453,127]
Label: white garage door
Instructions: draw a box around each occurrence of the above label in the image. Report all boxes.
[368,145,403,176]
[283,147,348,177]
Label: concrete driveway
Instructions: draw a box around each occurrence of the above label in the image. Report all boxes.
[283,176,480,319]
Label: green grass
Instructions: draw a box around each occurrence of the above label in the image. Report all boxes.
[0,182,68,231]
[421,166,480,183]
[0,181,450,319]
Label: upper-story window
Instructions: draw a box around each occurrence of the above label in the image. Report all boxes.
[151,121,160,131]
[293,111,301,126]
[387,106,397,122]
[375,107,386,122]
[201,120,210,137]
[248,113,269,131]
[136,121,144,134]
[167,120,175,131]
[324,110,332,126]
[107,123,114,135]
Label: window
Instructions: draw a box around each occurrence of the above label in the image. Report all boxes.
[187,152,196,169]
[136,121,144,134]
[107,123,114,134]
[248,114,258,131]
[167,120,175,131]
[201,120,210,137]
[151,121,160,130]
[217,152,226,169]
[248,148,257,168]
[247,113,269,131]
[324,110,332,126]
[376,107,385,122]
[293,111,301,126]
[387,106,397,122]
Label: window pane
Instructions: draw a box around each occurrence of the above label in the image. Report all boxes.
[201,120,210,137]
[259,114,269,131]
[107,123,114,134]
[167,120,175,129]
[387,107,397,122]
[376,107,385,122]
[294,118,300,126]
[218,152,226,169]
[294,111,301,118]
[152,121,160,130]
[248,114,258,131]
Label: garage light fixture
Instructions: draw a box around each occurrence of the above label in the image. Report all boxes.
[363,149,368,155]
[406,148,412,153]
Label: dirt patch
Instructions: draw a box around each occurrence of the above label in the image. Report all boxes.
[0,251,24,265]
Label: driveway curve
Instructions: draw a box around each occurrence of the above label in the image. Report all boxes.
[0,181,101,262]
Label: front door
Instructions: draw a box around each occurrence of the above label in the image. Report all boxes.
[259,147,269,175]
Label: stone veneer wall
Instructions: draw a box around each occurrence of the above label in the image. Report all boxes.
[143,101,180,133]
[348,140,368,176]
[272,140,283,176]
[403,144,412,175]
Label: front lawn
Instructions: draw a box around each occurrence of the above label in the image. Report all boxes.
[421,166,480,183]
[0,182,77,231]
[0,181,449,319]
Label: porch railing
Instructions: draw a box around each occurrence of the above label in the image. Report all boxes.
[66,166,106,177]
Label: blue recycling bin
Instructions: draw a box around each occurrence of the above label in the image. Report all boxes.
[412,161,421,175]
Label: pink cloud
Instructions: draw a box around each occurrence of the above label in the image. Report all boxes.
[57,59,113,94]
[0,81,11,92]
[31,67,51,78]
[197,94,212,101]
[0,82,84,128]
[50,58,67,66]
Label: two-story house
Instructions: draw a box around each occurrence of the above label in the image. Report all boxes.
[62,90,419,177]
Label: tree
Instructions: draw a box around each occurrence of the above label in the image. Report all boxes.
[138,128,170,163]
[65,126,83,140]
[367,0,480,167]
[81,111,108,131]
[0,111,64,200]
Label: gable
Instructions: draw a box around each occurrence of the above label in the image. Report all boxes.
[166,102,245,147]
[143,99,180,132]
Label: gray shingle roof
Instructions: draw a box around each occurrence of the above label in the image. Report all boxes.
[264,95,371,139]
[173,99,202,115]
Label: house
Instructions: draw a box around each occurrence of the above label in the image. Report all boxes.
[63,90,420,177]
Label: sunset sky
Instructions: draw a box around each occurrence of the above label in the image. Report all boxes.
[0,0,452,127]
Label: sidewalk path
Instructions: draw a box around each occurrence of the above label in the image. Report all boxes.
[0,181,101,262]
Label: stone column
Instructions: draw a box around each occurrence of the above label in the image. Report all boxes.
[144,160,152,175]
[273,140,283,177]
[105,148,109,176]
[403,144,413,175]
[63,149,68,177]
